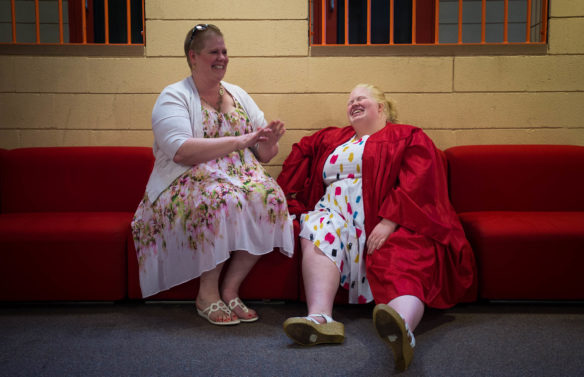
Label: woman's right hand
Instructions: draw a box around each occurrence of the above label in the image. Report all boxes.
[238,127,273,150]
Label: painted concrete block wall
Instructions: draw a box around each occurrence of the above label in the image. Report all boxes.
[0,0,582,177]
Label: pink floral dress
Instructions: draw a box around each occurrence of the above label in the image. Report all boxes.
[132,99,294,298]
[299,135,373,304]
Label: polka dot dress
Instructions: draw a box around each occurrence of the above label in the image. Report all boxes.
[299,135,373,304]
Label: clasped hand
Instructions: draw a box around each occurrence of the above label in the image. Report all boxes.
[240,120,285,150]
[366,218,397,255]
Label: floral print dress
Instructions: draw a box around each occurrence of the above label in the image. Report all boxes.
[299,135,373,304]
[132,98,294,298]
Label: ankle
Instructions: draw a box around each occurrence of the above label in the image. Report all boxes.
[307,313,334,324]
[196,295,221,309]
[220,289,238,302]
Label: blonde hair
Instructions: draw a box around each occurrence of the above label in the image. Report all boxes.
[183,24,223,69]
[353,83,398,123]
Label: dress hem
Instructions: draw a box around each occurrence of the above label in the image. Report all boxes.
[139,245,293,298]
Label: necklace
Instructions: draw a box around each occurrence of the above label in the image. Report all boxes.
[201,84,224,112]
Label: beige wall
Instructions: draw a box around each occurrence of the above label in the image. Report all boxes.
[1,0,583,174]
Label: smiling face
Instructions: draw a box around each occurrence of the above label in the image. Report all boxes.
[346,86,384,126]
[189,33,228,82]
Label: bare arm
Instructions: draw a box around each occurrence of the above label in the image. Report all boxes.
[173,128,273,166]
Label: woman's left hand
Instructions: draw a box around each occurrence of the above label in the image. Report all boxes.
[366,218,398,254]
[260,120,285,146]
[253,120,285,163]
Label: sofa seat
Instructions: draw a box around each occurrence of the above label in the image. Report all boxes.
[0,146,154,302]
[459,211,584,300]
[446,144,584,301]
[0,212,132,301]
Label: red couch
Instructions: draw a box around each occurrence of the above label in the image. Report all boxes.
[445,145,584,300]
[0,147,153,301]
[0,146,299,301]
[1,145,582,302]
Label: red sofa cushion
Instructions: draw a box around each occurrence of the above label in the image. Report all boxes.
[0,147,153,213]
[0,212,131,301]
[445,145,584,213]
[459,211,584,300]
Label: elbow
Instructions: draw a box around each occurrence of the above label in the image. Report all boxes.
[257,153,273,164]
[173,150,186,165]
[173,140,191,165]
[256,154,270,164]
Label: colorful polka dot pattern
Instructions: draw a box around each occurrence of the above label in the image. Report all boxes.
[299,135,373,304]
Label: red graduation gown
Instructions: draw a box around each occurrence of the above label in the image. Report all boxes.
[277,123,477,308]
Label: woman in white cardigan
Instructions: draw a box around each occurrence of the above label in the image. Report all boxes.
[132,24,294,325]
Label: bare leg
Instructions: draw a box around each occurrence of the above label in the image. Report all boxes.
[196,262,236,323]
[388,295,424,331]
[221,250,262,319]
[282,238,345,345]
[301,238,340,321]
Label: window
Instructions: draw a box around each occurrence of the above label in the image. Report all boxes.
[310,0,548,46]
[0,0,144,45]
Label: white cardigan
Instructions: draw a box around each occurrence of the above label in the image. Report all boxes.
[145,77,268,202]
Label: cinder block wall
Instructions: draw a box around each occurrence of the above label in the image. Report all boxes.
[0,0,583,176]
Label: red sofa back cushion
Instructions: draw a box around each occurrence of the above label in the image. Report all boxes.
[445,145,584,212]
[0,147,154,213]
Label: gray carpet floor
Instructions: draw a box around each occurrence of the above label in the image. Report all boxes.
[1,301,583,377]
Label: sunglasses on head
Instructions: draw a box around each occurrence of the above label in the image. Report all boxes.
[189,24,209,42]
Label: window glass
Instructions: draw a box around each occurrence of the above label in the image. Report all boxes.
[310,0,547,46]
[0,0,144,45]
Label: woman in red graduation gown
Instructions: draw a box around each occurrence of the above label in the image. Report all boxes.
[278,84,477,371]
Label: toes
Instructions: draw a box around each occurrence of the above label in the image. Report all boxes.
[209,310,232,323]
[244,309,257,319]
[238,307,256,320]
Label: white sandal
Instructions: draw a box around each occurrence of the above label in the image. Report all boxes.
[283,313,345,345]
[196,300,240,326]
[227,297,259,323]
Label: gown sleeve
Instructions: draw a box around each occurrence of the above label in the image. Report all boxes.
[378,129,466,248]
[277,127,343,217]
[277,132,318,217]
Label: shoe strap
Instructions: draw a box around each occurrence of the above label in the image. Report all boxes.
[403,318,416,348]
[227,297,250,313]
[306,313,334,324]
[204,300,232,315]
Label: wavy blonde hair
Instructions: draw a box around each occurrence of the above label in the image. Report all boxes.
[353,83,398,123]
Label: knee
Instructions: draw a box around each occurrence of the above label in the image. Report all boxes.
[300,238,325,258]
